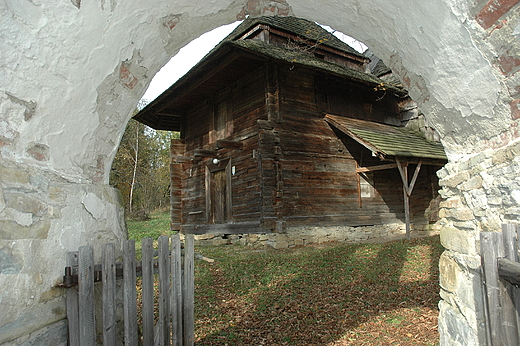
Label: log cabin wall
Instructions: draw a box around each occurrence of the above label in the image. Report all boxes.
[178,57,441,233]
[272,63,440,230]
[181,64,269,232]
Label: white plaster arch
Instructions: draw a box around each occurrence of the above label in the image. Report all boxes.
[1,0,519,344]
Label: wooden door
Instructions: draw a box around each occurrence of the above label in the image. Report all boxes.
[212,169,227,224]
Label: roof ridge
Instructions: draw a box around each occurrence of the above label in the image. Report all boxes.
[222,16,365,58]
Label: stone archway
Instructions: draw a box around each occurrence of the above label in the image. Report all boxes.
[1,0,519,344]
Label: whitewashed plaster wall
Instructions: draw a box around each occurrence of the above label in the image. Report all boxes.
[1,0,519,344]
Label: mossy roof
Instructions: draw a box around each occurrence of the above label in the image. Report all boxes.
[325,114,447,161]
[230,39,404,94]
[221,16,366,59]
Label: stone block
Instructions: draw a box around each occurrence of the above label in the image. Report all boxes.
[492,140,520,165]
[0,220,50,240]
[0,166,29,185]
[4,192,47,216]
[440,226,477,255]
[461,175,483,190]
[439,171,470,188]
[450,207,475,221]
[440,197,461,209]
[194,233,218,241]
[439,252,460,292]
[438,300,480,346]
[1,320,68,346]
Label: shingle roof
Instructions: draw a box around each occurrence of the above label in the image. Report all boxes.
[325,114,447,161]
[222,16,366,59]
[230,39,404,94]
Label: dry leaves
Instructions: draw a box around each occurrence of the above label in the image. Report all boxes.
[194,236,442,345]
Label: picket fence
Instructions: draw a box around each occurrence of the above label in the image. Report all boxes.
[62,234,194,346]
[481,224,520,346]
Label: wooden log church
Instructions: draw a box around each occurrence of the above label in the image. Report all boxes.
[134,16,447,237]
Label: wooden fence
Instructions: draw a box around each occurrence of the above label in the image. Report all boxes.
[481,224,520,346]
[62,234,194,346]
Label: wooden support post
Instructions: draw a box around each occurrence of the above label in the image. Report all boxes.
[396,158,423,240]
[355,161,362,208]
[396,159,410,239]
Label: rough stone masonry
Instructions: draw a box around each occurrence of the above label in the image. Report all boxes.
[1,0,520,345]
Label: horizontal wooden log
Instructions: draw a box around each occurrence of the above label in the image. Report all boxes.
[357,163,398,172]
[498,258,520,286]
[194,149,217,158]
[173,156,193,163]
[215,139,243,150]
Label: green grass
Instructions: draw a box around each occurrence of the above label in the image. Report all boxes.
[126,210,175,256]
[194,237,443,345]
[128,211,443,345]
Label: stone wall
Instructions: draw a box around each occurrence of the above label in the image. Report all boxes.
[192,224,437,249]
[2,0,520,344]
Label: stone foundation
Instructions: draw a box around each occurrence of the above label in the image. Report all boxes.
[3,0,520,344]
[192,223,439,248]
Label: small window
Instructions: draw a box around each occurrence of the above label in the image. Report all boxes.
[210,98,233,143]
[359,172,374,198]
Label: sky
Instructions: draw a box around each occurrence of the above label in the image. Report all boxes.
[141,21,368,104]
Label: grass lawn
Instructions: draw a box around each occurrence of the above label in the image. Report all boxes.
[128,211,442,345]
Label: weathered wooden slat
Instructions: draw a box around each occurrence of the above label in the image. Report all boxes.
[102,243,117,346]
[498,258,520,286]
[194,149,217,158]
[66,251,80,346]
[481,231,504,346]
[183,234,195,346]
[502,224,520,343]
[171,234,183,346]
[158,236,171,346]
[123,240,138,346]
[78,245,96,346]
[142,238,154,346]
[215,139,244,150]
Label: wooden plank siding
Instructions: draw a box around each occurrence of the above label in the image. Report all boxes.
[177,60,442,233]
[181,65,267,232]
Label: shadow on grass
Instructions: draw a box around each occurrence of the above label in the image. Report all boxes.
[194,236,443,345]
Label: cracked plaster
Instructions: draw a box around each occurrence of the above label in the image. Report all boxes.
[2,0,520,344]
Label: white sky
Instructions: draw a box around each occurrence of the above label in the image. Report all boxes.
[141,22,367,104]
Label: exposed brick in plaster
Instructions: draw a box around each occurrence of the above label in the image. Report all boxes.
[498,51,520,75]
[120,63,138,90]
[476,0,520,29]
[510,99,520,119]
[26,143,50,162]
[162,13,181,30]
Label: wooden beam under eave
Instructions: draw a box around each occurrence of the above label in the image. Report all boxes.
[356,163,398,173]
